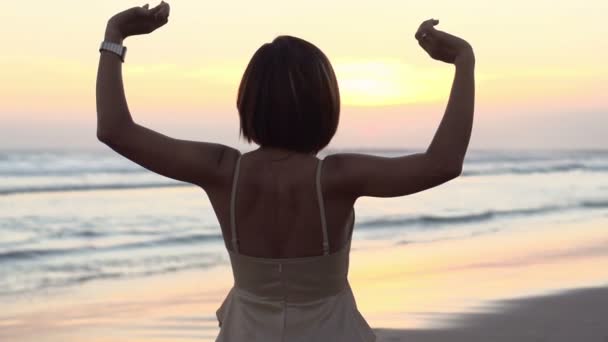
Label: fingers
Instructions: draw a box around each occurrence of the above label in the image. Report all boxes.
[151,1,170,20]
[415,18,439,41]
[416,19,439,37]
[415,18,441,60]
[417,25,444,61]
[416,18,435,35]
[150,2,164,13]
[160,2,170,17]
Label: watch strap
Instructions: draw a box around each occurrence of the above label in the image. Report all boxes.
[99,41,127,62]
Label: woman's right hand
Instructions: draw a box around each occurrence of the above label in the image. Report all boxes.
[105,2,171,42]
[415,19,474,65]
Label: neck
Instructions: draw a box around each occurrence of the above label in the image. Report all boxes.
[257,146,316,156]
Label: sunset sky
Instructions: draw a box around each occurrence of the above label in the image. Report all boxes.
[1,0,606,150]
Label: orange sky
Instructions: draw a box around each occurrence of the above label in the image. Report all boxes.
[0,0,606,150]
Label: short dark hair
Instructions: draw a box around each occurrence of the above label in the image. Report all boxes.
[237,35,340,154]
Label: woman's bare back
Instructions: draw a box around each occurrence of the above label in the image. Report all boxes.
[207,148,356,259]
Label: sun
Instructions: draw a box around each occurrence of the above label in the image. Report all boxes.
[333,59,449,107]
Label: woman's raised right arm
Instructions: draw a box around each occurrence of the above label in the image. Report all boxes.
[325,19,475,199]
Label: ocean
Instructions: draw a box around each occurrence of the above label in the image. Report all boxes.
[1,148,608,299]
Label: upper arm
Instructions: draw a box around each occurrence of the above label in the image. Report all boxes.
[97,122,239,191]
[324,152,462,199]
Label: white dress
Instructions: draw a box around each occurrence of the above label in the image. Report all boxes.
[215,155,377,342]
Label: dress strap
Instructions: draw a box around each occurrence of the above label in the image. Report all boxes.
[230,154,242,253]
[315,159,330,255]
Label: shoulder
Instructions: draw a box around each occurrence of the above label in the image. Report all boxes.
[219,145,242,178]
[319,153,357,198]
[199,145,242,192]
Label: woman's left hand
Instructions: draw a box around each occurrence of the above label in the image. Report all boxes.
[105,2,170,42]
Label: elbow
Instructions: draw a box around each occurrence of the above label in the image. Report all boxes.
[436,162,462,182]
[443,164,463,180]
[96,120,133,146]
[97,126,125,147]
[97,127,114,145]
[428,154,463,181]
[96,128,109,144]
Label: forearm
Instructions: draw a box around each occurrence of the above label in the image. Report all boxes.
[427,48,475,169]
[96,28,134,139]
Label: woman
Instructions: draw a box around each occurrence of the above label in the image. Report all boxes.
[96,2,474,341]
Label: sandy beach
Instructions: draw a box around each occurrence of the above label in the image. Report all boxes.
[3,283,607,342]
[375,286,608,341]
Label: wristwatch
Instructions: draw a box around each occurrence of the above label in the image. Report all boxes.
[99,41,127,62]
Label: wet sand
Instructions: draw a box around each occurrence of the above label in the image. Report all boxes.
[374,285,608,342]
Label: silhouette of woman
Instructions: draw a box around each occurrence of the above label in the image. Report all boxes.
[96,2,474,341]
